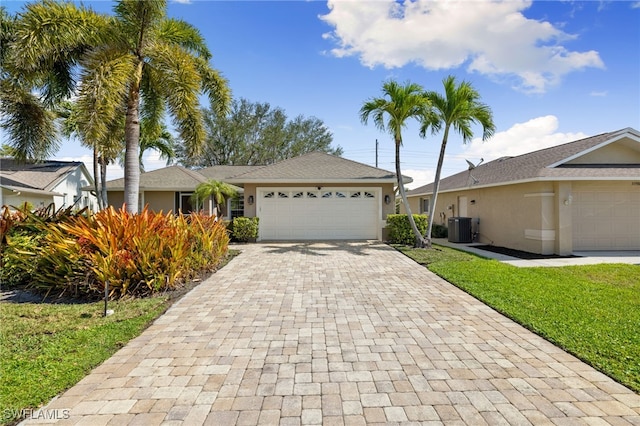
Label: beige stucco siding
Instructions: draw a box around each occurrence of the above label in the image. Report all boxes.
[143,191,175,213]
[107,191,125,210]
[408,182,560,254]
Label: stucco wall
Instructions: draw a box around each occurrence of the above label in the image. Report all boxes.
[143,191,175,213]
[407,181,561,254]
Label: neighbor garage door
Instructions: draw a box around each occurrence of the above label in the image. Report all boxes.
[572,182,640,250]
[257,187,379,240]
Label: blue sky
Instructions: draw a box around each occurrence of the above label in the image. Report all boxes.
[5,0,640,188]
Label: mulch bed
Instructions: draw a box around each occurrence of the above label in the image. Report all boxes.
[472,245,580,260]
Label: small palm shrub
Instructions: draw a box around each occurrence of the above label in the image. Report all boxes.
[232,217,259,242]
[386,214,428,245]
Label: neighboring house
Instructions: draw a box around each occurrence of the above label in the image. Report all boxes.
[404,128,640,254]
[0,158,97,211]
[105,152,407,241]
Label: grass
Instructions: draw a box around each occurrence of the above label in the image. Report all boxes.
[0,297,169,425]
[396,244,640,393]
[0,249,240,425]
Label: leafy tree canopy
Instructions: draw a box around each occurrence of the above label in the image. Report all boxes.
[178,98,343,167]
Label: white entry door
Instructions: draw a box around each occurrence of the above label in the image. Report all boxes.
[257,187,380,240]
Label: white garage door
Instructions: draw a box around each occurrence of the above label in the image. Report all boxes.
[257,187,380,240]
[572,182,640,250]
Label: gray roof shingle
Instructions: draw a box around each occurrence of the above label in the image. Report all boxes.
[105,166,209,191]
[225,152,409,183]
[408,128,640,196]
[0,159,86,193]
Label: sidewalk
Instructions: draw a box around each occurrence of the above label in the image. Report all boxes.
[433,238,640,267]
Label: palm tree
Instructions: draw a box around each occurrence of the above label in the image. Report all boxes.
[191,180,238,218]
[118,124,176,172]
[4,0,230,213]
[360,80,434,248]
[421,75,495,247]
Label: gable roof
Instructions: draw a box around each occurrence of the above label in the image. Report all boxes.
[105,165,209,191]
[0,159,89,196]
[408,127,640,196]
[225,152,411,184]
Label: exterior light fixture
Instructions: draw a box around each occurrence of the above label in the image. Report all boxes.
[248,195,254,205]
[384,195,391,205]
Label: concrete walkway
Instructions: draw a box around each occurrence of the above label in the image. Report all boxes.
[433,239,640,267]
[27,242,640,425]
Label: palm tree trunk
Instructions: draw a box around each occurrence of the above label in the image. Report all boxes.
[396,140,425,248]
[123,61,143,214]
[100,157,108,209]
[425,126,449,248]
[92,147,102,210]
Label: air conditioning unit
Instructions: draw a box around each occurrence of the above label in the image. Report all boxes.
[448,217,472,243]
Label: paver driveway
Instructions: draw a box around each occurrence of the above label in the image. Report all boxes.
[28,242,640,425]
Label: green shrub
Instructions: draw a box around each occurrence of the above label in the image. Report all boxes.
[1,206,229,299]
[0,233,41,287]
[232,217,259,242]
[386,214,428,245]
[431,224,448,238]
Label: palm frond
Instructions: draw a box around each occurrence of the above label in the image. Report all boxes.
[0,79,59,161]
[75,46,133,146]
[148,41,205,157]
[156,18,211,60]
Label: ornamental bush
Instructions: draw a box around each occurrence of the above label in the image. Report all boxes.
[386,214,428,245]
[232,217,259,242]
[0,205,229,299]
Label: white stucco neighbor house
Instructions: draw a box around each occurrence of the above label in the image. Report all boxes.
[404,128,640,255]
[0,158,97,211]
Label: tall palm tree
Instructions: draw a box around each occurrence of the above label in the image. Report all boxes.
[360,80,434,248]
[191,180,238,218]
[421,75,495,247]
[4,0,230,213]
[117,124,176,172]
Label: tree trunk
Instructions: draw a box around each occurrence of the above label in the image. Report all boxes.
[425,125,450,248]
[100,157,108,209]
[92,147,102,210]
[396,139,425,248]
[123,61,144,214]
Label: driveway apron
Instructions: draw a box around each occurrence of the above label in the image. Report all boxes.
[27,242,640,425]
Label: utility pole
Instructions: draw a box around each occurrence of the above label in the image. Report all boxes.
[375,139,378,168]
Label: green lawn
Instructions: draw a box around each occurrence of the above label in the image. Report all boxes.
[0,297,169,425]
[397,244,640,393]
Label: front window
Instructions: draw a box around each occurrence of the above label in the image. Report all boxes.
[176,192,195,214]
[230,196,244,220]
[421,198,429,214]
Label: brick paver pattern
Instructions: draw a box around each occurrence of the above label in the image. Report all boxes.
[29,242,640,425]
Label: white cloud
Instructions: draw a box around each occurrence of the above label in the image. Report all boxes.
[462,115,588,161]
[172,0,192,4]
[589,90,608,97]
[632,2,640,9]
[320,0,604,93]
[404,168,435,190]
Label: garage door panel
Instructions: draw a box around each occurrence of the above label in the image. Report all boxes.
[572,183,640,250]
[258,187,378,240]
